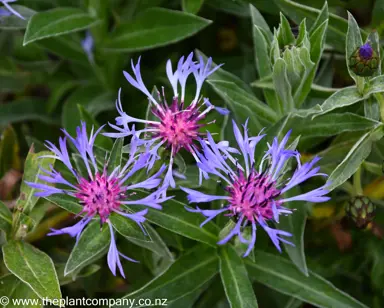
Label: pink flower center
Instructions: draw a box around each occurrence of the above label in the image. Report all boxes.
[75,173,124,223]
[227,171,281,222]
[150,98,208,153]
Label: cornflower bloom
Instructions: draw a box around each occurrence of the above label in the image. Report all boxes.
[0,1,25,19]
[181,121,330,256]
[104,53,229,188]
[81,31,94,63]
[27,122,170,278]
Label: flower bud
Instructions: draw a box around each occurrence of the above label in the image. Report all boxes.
[349,43,379,77]
[345,196,376,228]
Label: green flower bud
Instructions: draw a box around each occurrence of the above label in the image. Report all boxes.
[345,196,376,228]
[349,43,379,77]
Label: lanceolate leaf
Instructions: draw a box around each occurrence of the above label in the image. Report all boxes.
[182,0,204,14]
[126,224,174,260]
[326,127,384,192]
[118,246,219,307]
[279,187,308,276]
[104,8,211,52]
[64,221,110,276]
[24,8,100,45]
[219,245,258,308]
[246,252,368,308]
[0,274,41,308]
[2,241,62,300]
[16,149,55,214]
[195,49,254,93]
[289,113,381,137]
[346,12,364,85]
[0,200,12,236]
[110,212,149,242]
[129,190,219,247]
[45,194,83,215]
[273,0,367,52]
[207,80,276,133]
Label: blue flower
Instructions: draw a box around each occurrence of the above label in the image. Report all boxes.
[181,120,330,256]
[0,1,25,19]
[81,31,94,62]
[27,122,171,278]
[104,53,229,189]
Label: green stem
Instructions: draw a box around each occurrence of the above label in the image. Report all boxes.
[353,166,363,196]
[356,77,365,95]
[374,92,384,122]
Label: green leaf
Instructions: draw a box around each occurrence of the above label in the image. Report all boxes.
[277,13,295,47]
[62,85,115,136]
[279,187,308,276]
[0,200,12,236]
[207,0,250,17]
[195,49,253,93]
[246,252,368,308]
[16,149,55,214]
[249,4,272,39]
[366,31,381,76]
[273,0,367,52]
[57,263,101,286]
[207,80,276,133]
[104,8,211,52]
[47,80,78,114]
[2,241,62,300]
[130,190,219,247]
[346,12,364,85]
[182,0,204,14]
[0,274,41,308]
[0,98,59,126]
[118,246,219,307]
[273,59,294,113]
[293,19,328,107]
[107,138,123,174]
[23,8,100,45]
[37,36,88,63]
[0,125,20,180]
[0,5,36,30]
[125,224,174,260]
[219,245,258,308]
[362,161,383,176]
[326,127,384,192]
[372,0,384,27]
[110,212,149,242]
[251,14,280,112]
[64,220,110,276]
[308,2,329,36]
[45,194,82,215]
[289,113,381,137]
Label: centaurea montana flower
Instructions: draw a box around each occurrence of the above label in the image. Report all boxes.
[0,1,25,19]
[181,120,330,256]
[27,122,170,278]
[104,53,229,188]
[81,31,94,63]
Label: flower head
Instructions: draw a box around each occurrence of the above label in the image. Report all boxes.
[0,1,25,19]
[181,120,330,256]
[27,122,170,278]
[81,31,94,62]
[104,53,229,188]
[349,42,379,77]
[359,43,373,60]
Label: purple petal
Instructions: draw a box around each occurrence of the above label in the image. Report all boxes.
[180,187,230,203]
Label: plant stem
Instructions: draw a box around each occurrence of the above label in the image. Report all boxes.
[353,166,363,196]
